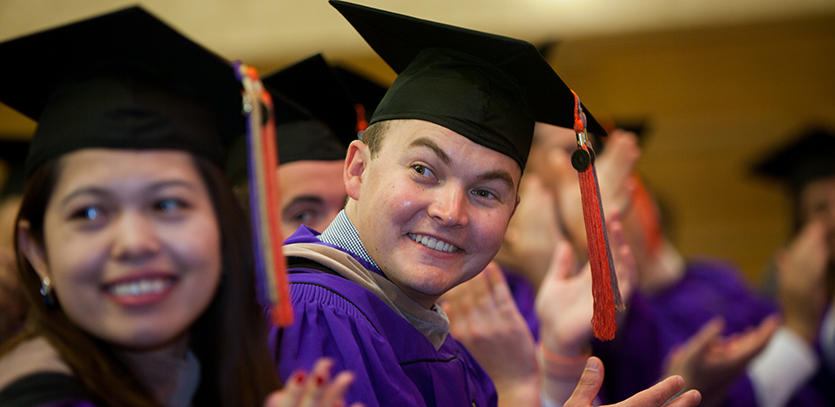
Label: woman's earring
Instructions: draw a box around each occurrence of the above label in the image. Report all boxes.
[40,277,56,307]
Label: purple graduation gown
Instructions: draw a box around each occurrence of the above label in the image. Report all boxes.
[271,227,498,407]
[592,259,827,407]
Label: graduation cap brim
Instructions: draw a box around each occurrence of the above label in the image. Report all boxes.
[329,0,606,138]
[753,127,835,189]
[0,6,244,174]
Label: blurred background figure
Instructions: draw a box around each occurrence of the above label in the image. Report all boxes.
[0,139,28,343]
[752,127,835,406]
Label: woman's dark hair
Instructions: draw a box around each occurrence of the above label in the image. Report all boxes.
[3,154,281,407]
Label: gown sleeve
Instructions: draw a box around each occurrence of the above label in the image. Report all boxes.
[271,278,425,407]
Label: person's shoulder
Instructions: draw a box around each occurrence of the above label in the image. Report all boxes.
[0,337,72,390]
[0,337,92,407]
[0,373,97,407]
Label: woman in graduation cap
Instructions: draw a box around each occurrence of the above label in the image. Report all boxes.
[0,7,357,407]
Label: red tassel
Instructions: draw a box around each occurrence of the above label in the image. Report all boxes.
[355,103,368,134]
[259,85,294,327]
[577,157,618,340]
[631,175,663,256]
[571,91,622,341]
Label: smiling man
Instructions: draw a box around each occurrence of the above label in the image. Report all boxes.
[271,2,697,407]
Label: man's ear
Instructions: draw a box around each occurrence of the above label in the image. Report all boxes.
[510,193,521,219]
[344,140,370,201]
[17,219,49,280]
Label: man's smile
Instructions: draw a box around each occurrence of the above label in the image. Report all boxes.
[408,233,461,253]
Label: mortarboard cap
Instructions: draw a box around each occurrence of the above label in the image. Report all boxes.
[0,6,244,177]
[329,0,606,171]
[753,127,835,190]
[225,92,345,186]
[332,65,389,123]
[262,54,358,149]
[0,139,29,199]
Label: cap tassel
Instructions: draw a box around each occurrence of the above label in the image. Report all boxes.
[570,90,623,341]
[354,103,368,138]
[234,61,294,327]
[631,176,664,256]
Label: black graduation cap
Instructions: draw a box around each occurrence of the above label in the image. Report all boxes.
[262,54,358,148]
[753,127,835,190]
[331,65,389,123]
[0,139,29,199]
[225,91,345,186]
[0,6,244,176]
[329,0,606,171]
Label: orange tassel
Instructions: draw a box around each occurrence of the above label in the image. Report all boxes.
[571,91,622,341]
[235,62,294,327]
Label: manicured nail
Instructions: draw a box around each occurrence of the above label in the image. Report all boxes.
[315,375,325,386]
[295,372,306,384]
[585,358,599,371]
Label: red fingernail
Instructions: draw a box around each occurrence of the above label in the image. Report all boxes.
[295,372,306,384]
[315,375,324,385]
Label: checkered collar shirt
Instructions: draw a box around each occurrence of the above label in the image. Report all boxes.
[317,210,381,271]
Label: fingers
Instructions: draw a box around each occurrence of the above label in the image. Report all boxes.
[682,317,725,360]
[298,358,334,406]
[266,369,308,407]
[564,358,604,407]
[266,358,358,407]
[721,314,780,365]
[484,262,514,306]
[318,370,356,407]
[545,241,576,282]
[607,219,637,296]
[661,390,702,407]
[615,375,687,407]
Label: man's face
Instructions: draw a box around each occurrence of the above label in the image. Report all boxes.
[278,160,347,238]
[800,174,835,255]
[345,120,521,308]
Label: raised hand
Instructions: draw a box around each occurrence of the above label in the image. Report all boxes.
[595,130,641,219]
[498,174,567,290]
[440,262,541,407]
[263,358,363,407]
[776,220,830,343]
[540,129,640,261]
[662,315,780,407]
[536,219,637,358]
[565,357,702,407]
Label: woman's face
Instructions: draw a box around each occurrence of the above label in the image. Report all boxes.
[21,149,222,352]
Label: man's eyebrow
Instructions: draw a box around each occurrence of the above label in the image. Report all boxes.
[407,137,450,165]
[283,195,325,211]
[477,170,515,191]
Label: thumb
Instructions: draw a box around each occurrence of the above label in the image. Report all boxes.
[565,357,604,407]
